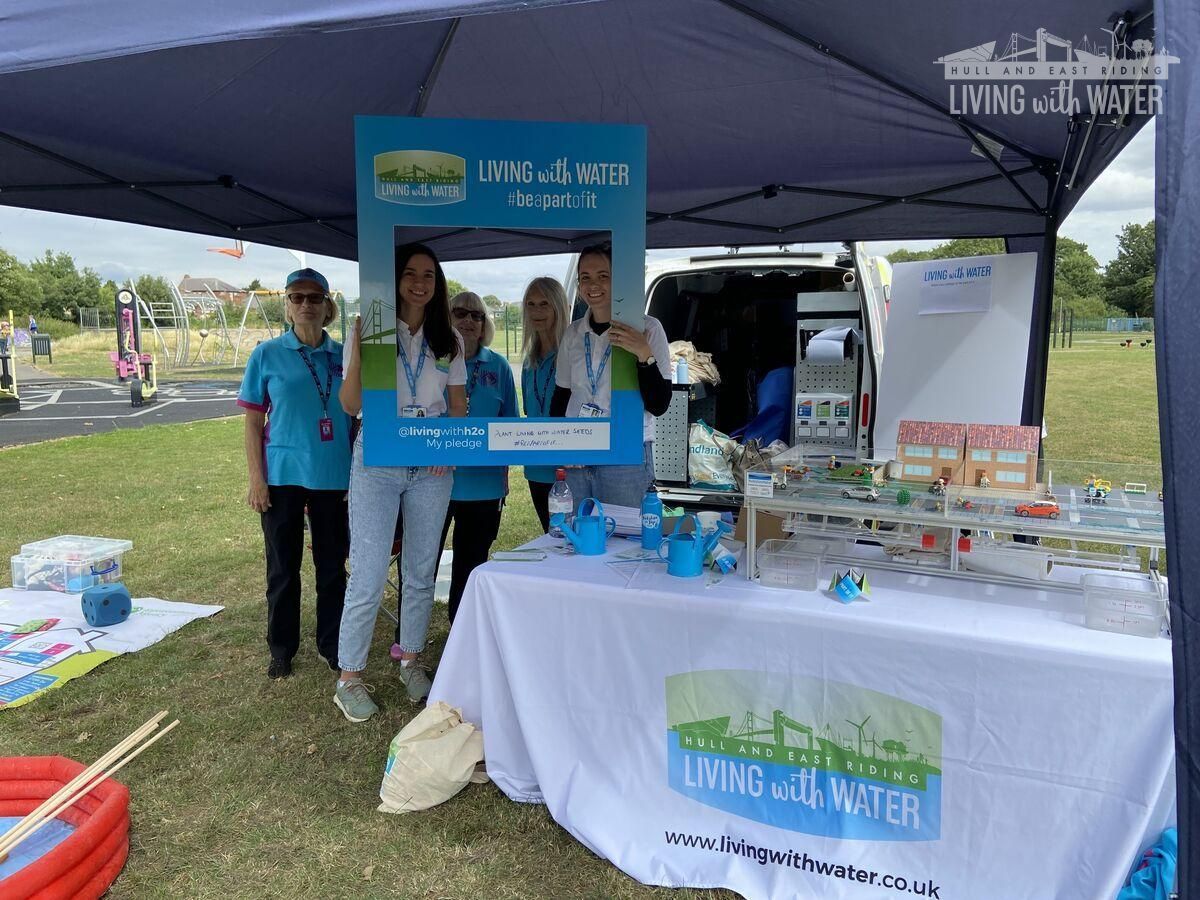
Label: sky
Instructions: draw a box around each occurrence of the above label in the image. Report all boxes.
[0,126,1153,303]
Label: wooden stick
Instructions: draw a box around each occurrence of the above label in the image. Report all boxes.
[0,711,165,856]
[0,710,167,858]
[0,720,181,863]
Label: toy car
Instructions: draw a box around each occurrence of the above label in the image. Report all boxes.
[1015,500,1060,519]
[842,486,880,502]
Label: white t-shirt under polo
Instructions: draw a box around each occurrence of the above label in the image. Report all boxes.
[555,311,671,443]
[342,325,467,418]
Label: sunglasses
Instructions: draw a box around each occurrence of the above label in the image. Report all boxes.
[286,292,329,305]
[453,308,486,322]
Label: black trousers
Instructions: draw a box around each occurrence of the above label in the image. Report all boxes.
[393,497,504,637]
[527,479,552,534]
[260,485,348,663]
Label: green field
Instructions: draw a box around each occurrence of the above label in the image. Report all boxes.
[0,335,1161,898]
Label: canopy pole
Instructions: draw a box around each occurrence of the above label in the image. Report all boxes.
[414,19,461,117]
[1156,0,1199,890]
[1011,217,1057,426]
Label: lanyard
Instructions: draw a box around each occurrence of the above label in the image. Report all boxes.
[583,333,611,401]
[531,350,556,413]
[467,357,483,399]
[396,334,428,403]
[296,345,333,415]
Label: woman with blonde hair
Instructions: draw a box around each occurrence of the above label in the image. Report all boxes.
[238,268,351,680]
[520,276,571,532]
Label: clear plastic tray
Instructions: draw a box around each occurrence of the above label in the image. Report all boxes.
[1082,573,1166,618]
[1082,573,1165,637]
[758,539,822,591]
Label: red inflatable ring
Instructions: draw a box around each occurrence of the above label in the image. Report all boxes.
[0,756,130,900]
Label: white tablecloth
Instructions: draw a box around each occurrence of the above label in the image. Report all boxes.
[430,538,1176,900]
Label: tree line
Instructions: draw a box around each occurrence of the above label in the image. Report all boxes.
[885,221,1155,318]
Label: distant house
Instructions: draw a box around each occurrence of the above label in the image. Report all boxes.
[963,424,1041,490]
[178,275,249,306]
[896,420,967,485]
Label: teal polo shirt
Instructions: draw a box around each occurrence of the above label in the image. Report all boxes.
[237,328,352,491]
[450,346,519,501]
[520,350,559,484]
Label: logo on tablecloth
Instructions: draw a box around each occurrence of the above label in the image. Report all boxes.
[666,670,942,841]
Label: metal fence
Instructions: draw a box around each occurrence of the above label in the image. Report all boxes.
[1075,317,1154,333]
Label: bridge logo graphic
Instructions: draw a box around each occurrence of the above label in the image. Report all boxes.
[374,150,466,206]
[666,670,943,841]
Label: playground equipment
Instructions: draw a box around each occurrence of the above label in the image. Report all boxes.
[109,289,158,406]
[172,282,232,364]
[232,289,347,364]
[0,309,18,412]
[232,290,280,366]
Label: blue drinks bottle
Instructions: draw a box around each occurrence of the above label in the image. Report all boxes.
[641,486,663,550]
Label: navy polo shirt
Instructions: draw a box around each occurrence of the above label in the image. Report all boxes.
[450,346,519,501]
[237,328,352,491]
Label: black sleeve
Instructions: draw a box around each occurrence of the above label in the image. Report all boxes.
[550,385,571,417]
[638,363,673,416]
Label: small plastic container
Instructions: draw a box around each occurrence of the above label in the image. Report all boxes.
[11,535,132,593]
[758,539,822,591]
[1082,573,1166,638]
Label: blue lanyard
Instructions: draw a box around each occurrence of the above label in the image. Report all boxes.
[397,335,428,402]
[531,351,555,413]
[583,333,611,401]
[465,356,484,415]
[296,346,333,416]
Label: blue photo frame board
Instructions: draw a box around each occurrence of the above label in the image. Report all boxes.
[355,116,647,467]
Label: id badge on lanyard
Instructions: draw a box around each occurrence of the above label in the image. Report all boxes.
[398,335,429,418]
[298,346,335,442]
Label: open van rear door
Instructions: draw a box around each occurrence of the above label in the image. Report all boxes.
[851,241,887,456]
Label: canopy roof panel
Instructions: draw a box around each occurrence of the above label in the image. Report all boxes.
[0,0,1152,258]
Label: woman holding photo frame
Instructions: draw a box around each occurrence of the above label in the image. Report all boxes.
[551,242,673,509]
[334,243,466,721]
[520,276,571,532]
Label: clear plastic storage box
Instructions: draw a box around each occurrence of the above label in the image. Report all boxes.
[757,539,822,591]
[1082,572,1166,638]
[11,535,133,593]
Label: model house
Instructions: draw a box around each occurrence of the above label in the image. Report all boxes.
[896,420,967,485]
[963,424,1041,490]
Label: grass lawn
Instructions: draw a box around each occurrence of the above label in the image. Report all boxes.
[0,335,1160,898]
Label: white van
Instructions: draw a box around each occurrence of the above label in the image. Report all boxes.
[642,243,889,488]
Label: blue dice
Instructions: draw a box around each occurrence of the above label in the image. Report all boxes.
[81,583,132,628]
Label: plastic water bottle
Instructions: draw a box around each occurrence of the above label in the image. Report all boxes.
[641,486,663,550]
[548,468,573,538]
[675,357,689,385]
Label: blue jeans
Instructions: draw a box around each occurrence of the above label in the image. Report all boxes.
[566,440,655,511]
[338,438,453,670]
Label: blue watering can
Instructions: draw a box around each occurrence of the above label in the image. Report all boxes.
[658,515,732,577]
[558,497,617,556]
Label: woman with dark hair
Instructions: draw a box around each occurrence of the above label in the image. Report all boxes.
[333,243,466,721]
[238,267,350,680]
[551,243,672,508]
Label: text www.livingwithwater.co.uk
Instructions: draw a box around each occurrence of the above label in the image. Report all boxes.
[664,830,942,897]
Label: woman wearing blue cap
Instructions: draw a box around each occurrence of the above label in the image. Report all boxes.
[238,268,351,680]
